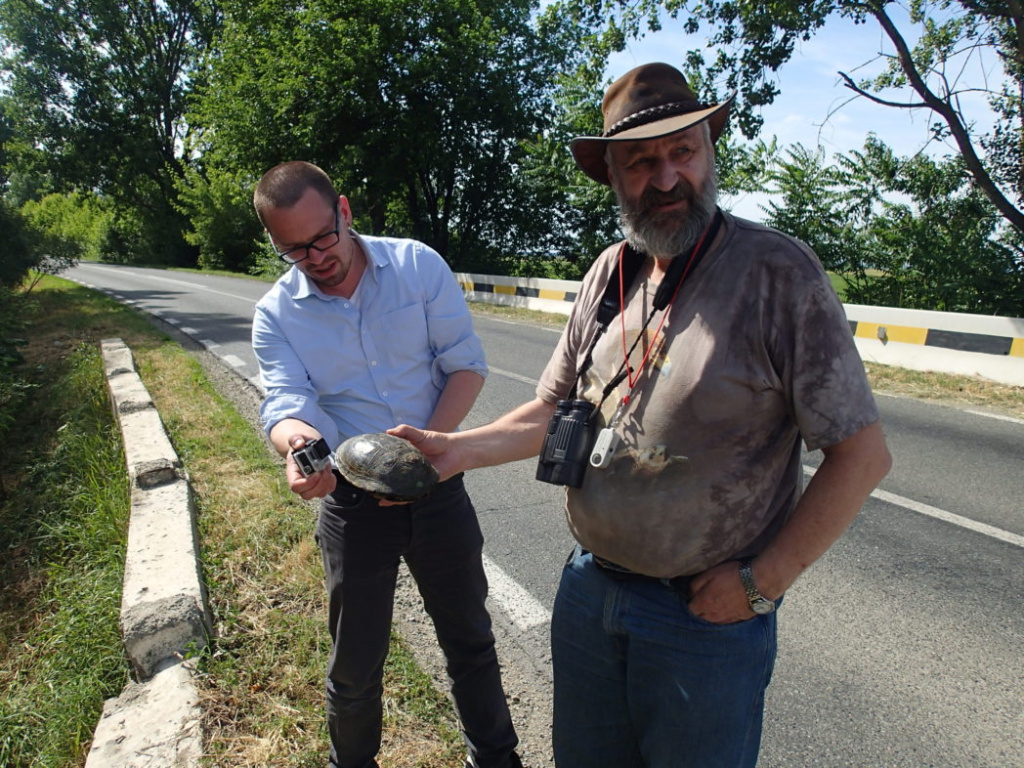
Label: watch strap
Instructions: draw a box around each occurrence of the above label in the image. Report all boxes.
[739,558,775,613]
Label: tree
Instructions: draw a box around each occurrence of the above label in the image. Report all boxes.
[760,135,1024,314]
[0,198,29,288]
[837,136,1024,314]
[760,143,860,272]
[553,0,1024,234]
[0,0,220,264]
[174,165,264,273]
[513,13,621,275]
[192,0,567,271]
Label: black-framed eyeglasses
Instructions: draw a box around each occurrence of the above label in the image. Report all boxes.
[270,208,342,264]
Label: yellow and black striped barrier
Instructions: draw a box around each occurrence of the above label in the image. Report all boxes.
[459,273,1024,385]
[850,321,1024,358]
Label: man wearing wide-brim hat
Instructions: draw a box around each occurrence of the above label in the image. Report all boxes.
[391,62,891,768]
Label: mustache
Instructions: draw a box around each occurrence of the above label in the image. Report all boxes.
[619,183,695,220]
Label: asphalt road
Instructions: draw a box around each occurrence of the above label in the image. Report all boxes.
[67,263,1024,768]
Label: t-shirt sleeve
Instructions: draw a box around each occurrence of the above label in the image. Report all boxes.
[769,245,880,451]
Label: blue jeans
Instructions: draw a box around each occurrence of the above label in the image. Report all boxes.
[316,473,519,768]
[550,548,777,768]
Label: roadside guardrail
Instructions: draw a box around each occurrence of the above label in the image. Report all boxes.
[457,272,1024,387]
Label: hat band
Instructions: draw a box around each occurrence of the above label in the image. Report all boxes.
[604,100,709,138]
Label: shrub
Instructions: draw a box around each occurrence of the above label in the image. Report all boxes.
[176,166,264,272]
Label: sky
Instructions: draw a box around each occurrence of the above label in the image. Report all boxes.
[602,6,1004,221]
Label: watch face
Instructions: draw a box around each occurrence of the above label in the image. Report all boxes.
[751,598,775,615]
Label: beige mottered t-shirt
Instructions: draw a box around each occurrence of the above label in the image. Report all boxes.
[537,213,880,578]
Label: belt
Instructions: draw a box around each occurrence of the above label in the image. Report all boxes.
[587,551,693,597]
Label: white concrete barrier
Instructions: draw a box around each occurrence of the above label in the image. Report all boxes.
[456,273,1024,387]
[86,338,208,768]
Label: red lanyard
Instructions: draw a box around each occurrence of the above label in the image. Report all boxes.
[617,223,713,404]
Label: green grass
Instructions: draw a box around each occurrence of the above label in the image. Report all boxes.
[0,293,135,767]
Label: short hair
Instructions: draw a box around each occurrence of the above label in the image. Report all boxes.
[253,161,338,227]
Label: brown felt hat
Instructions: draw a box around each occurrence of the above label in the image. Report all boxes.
[571,62,733,185]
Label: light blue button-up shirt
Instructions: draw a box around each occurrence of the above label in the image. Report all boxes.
[252,233,487,449]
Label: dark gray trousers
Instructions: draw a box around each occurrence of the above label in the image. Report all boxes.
[317,473,518,768]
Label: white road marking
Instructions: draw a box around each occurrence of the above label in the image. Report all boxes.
[222,355,246,368]
[803,465,1024,549]
[482,555,551,629]
[489,366,542,387]
[964,409,1024,426]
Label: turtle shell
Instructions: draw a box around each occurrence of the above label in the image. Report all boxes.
[334,432,439,501]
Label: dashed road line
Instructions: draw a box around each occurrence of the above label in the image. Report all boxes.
[489,366,544,387]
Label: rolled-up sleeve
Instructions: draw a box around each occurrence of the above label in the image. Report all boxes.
[252,303,341,448]
[420,249,488,390]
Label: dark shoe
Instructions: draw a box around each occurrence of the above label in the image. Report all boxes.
[465,753,524,768]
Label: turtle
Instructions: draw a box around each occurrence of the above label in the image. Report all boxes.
[334,432,439,501]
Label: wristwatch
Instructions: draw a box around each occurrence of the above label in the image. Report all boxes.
[738,558,776,615]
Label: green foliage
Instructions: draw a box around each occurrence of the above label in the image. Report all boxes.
[248,239,290,280]
[0,199,30,288]
[0,289,34,492]
[514,45,621,270]
[0,0,220,265]
[19,191,118,270]
[175,165,264,272]
[761,143,858,273]
[192,0,566,270]
[761,135,1024,315]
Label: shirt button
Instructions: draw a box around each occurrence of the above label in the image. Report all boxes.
[371,360,377,366]
[382,391,389,397]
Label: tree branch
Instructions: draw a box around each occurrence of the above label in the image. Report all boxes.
[869,5,1024,232]
[838,72,928,108]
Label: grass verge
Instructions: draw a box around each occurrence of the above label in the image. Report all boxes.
[0,279,148,767]
[0,277,461,767]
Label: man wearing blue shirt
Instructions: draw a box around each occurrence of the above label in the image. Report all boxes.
[251,161,521,768]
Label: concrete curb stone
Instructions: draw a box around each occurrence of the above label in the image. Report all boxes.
[85,338,211,768]
[87,661,203,768]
